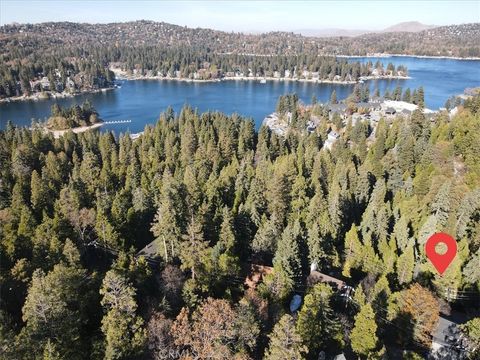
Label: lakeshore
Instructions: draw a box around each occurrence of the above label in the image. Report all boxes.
[336,53,480,61]
[112,66,410,85]
[0,87,116,104]
[0,72,409,105]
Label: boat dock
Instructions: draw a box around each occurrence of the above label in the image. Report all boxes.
[103,120,132,124]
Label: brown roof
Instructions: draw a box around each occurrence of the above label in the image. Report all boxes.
[307,270,345,290]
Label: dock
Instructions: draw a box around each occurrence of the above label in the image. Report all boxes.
[103,120,132,124]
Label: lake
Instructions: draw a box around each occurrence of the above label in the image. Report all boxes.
[1,56,479,133]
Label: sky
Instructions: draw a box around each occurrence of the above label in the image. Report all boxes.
[1,0,479,32]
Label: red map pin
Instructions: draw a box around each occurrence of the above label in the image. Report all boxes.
[425,232,457,276]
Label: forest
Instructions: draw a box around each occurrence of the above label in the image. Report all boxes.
[0,93,479,359]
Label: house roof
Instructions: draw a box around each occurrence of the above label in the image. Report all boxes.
[328,130,340,138]
[307,270,345,290]
[328,103,347,112]
[357,102,381,109]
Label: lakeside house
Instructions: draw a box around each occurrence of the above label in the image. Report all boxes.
[357,101,382,111]
[324,130,340,150]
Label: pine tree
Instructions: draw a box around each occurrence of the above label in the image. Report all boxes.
[100,270,146,360]
[179,216,210,281]
[307,222,326,270]
[264,314,307,360]
[272,220,304,297]
[150,170,183,262]
[296,283,341,354]
[396,245,415,285]
[342,224,363,277]
[403,88,411,103]
[330,90,337,104]
[431,180,451,227]
[21,264,85,356]
[252,214,280,257]
[350,303,378,357]
[417,86,425,108]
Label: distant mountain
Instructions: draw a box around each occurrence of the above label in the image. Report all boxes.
[383,21,437,33]
[296,21,438,38]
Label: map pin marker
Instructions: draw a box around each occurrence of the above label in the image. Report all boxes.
[425,232,457,276]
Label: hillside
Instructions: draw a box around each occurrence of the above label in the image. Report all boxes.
[383,21,436,33]
[1,20,479,57]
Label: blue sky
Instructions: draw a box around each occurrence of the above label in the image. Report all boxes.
[1,1,479,32]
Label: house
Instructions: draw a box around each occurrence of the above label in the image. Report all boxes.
[324,130,340,150]
[401,109,412,116]
[327,103,347,113]
[385,107,396,115]
[284,69,291,78]
[306,270,345,290]
[40,77,50,90]
[327,130,340,141]
[306,120,317,133]
[357,102,382,111]
[65,77,75,91]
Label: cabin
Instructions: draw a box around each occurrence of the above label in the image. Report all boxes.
[327,103,347,113]
[357,102,382,111]
[306,270,345,290]
[327,130,340,141]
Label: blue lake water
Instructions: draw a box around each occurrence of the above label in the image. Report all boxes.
[1,56,479,133]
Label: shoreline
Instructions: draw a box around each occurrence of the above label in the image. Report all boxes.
[0,73,411,104]
[114,71,410,85]
[0,87,115,104]
[43,122,104,138]
[335,53,480,61]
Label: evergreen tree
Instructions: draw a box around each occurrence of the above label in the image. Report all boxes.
[296,283,342,355]
[330,90,337,104]
[100,270,146,359]
[396,245,415,285]
[272,220,304,298]
[264,314,307,360]
[350,303,378,357]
